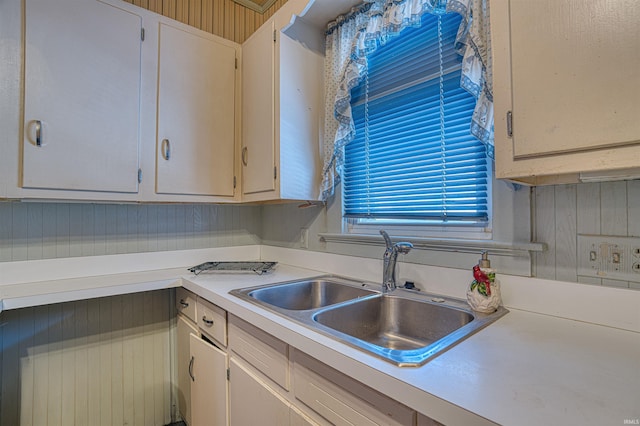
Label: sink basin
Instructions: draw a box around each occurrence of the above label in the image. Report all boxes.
[230,275,507,366]
[235,277,378,311]
[314,295,474,351]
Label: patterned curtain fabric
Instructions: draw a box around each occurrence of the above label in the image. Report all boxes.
[319,0,494,201]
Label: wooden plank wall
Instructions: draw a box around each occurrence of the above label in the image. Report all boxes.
[122,0,289,44]
[0,290,173,426]
[0,203,262,262]
[533,180,640,289]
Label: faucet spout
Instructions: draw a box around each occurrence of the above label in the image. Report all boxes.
[380,230,413,292]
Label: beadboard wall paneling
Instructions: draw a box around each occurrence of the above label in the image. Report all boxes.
[0,203,262,263]
[259,180,640,289]
[0,290,173,426]
[123,0,288,44]
[533,180,640,289]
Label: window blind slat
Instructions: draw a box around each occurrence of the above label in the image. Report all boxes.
[343,12,489,222]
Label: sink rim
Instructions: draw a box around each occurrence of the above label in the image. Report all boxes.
[229,275,508,367]
[244,276,380,311]
[311,293,506,366]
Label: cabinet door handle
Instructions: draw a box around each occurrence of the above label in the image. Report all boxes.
[35,120,43,146]
[162,138,171,160]
[179,299,189,308]
[202,316,214,326]
[241,147,248,166]
[189,356,195,381]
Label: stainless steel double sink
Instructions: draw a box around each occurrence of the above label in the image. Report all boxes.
[230,276,507,367]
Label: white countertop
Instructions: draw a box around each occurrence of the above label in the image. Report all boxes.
[183,265,640,426]
[1,246,639,425]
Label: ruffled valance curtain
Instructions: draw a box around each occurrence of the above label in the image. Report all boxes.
[320,0,493,201]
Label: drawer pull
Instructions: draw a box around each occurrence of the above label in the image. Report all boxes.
[202,316,214,326]
[179,299,189,308]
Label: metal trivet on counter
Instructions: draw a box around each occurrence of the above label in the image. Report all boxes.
[188,261,277,276]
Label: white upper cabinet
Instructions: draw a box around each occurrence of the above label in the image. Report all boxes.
[2,0,240,202]
[241,21,277,196]
[492,0,640,185]
[241,0,324,202]
[23,0,142,193]
[156,22,237,197]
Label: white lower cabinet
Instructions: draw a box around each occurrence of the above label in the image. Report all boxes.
[228,356,320,426]
[293,351,415,426]
[176,291,228,426]
[228,356,291,425]
[226,314,421,426]
[290,404,321,426]
[177,314,199,425]
[185,308,442,426]
[189,333,228,426]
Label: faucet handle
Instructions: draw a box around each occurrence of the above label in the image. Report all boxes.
[395,242,413,254]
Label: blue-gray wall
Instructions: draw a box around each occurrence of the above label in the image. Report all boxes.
[0,202,262,262]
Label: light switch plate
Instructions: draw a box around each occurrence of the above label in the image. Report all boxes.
[577,234,640,283]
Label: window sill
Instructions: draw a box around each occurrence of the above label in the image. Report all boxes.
[318,233,545,258]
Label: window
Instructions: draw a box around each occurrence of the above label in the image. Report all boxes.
[343,12,490,234]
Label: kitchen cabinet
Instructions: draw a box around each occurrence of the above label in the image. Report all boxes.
[176,286,198,323]
[290,405,321,426]
[197,295,228,346]
[241,21,276,197]
[189,333,228,426]
[176,289,229,426]
[226,314,424,426]
[227,316,319,426]
[22,0,142,193]
[190,296,229,426]
[228,357,291,426]
[241,1,323,202]
[156,22,237,198]
[176,288,199,425]
[228,357,320,426]
[228,314,289,390]
[293,351,415,426]
[2,0,241,202]
[492,0,640,185]
[177,316,199,425]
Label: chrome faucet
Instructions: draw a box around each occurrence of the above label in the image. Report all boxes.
[380,230,413,292]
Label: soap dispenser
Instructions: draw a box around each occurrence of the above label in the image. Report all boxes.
[466,251,502,313]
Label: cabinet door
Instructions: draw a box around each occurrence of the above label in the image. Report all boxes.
[23,0,141,193]
[506,0,640,158]
[190,333,228,426]
[228,357,290,426]
[241,21,277,196]
[293,351,415,426]
[177,316,199,425]
[156,23,236,196]
[290,404,322,426]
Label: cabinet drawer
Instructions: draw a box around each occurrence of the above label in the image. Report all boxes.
[176,287,197,323]
[293,350,415,426]
[228,314,289,391]
[197,297,227,347]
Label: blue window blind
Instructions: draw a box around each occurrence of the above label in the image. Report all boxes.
[343,12,489,223]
